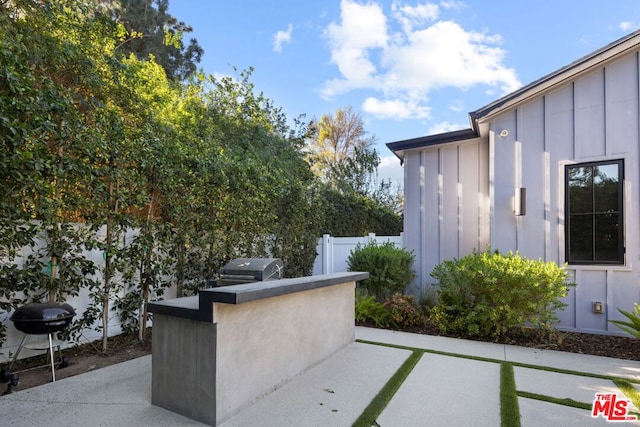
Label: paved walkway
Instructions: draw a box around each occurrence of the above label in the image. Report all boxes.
[0,327,639,426]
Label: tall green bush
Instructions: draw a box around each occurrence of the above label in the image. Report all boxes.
[430,249,573,340]
[347,241,415,302]
[0,1,323,352]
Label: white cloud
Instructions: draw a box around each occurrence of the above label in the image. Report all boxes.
[378,155,404,185]
[619,21,636,32]
[449,99,464,112]
[391,0,439,33]
[321,0,388,98]
[322,0,521,120]
[273,24,293,53]
[440,1,467,12]
[362,96,431,120]
[383,21,520,93]
[428,121,468,134]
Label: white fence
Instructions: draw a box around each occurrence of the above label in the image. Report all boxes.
[312,233,404,275]
[1,232,403,362]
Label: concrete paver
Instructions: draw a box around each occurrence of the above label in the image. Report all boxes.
[519,398,607,427]
[377,353,501,427]
[514,367,637,411]
[219,342,411,427]
[0,326,638,426]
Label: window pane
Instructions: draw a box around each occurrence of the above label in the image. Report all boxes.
[568,166,593,214]
[569,214,593,261]
[565,160,623,264]
[595,213,619,261]
[593,164,619,213]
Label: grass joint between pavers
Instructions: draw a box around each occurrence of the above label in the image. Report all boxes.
[501,362,521,427]
[352,350,423,427]
[356,338,640,426]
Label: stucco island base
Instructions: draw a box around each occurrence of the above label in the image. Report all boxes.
[147,272,368,426]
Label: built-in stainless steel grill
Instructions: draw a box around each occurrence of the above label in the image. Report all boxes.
[1,302,75,393]
[211,258,283,287]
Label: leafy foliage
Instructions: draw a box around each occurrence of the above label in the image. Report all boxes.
[0,1,321,351]
[317,187,402,236]
[347,241,416,302]
[306,106,403,237]
[610,303,640,338]
[430,250,574,340]
[106,0,203,81]
[307,106,375,180]
[355,295,394,328]
[383,294,423,329]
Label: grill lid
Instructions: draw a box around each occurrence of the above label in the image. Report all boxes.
[11,302,76,335]
[218,258,283,282]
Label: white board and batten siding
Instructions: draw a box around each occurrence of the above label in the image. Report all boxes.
[489,52,640,334]
[402,138,490,290]
[400,40,640,335]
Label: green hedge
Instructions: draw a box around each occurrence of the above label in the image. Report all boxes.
[348,241,415,302]
[430,249,573,340]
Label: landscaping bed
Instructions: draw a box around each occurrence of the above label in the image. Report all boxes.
[360,317,640,361]
[0,329,152,394]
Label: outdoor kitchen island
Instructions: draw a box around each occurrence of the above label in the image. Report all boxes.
[147,271,368,426]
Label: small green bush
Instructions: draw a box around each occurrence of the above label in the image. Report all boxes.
[383,294,424,329]
[347,241,416,302]
[355,295,394,328]
[430,249,573,340]
[610,303,640,338]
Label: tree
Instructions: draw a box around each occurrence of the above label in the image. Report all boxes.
[0,0,331,353]
[105,0,203,81]
[306,107,403,236]
[308,106,376,183]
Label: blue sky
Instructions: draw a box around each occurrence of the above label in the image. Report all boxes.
[168,0,639,185]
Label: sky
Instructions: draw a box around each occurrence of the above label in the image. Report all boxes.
[168,0,640,186]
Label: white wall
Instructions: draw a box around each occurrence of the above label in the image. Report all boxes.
[487,52,640,334]
[0,226,177,363]
[402,138,490,291]
[1,231,397,361]
[401,49,640,335]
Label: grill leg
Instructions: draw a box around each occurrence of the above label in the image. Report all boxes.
[8,334,28,372]
[48,333,56,382]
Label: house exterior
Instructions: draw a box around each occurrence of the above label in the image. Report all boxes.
[387,30,640,335]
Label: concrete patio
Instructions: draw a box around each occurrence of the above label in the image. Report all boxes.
[0,326,638,426]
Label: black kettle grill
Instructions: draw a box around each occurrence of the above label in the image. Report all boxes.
[1,302,76,393]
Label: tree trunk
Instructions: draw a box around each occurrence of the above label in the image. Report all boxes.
[102,220,112,354]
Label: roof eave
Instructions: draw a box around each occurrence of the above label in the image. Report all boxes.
[471,29,640,122]
[386,128,479,161]
[385,30,640,161]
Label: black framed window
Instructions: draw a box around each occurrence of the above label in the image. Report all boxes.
[565,160,624,264]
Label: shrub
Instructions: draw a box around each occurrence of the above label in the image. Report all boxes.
[416,285,439,315]
[347,241,416,302]
[610,303,640,338]
[430,249,573,340]
[383,294,424,329]
[355,295,394,328]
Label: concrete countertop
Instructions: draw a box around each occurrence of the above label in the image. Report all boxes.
[148,271,369,322]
